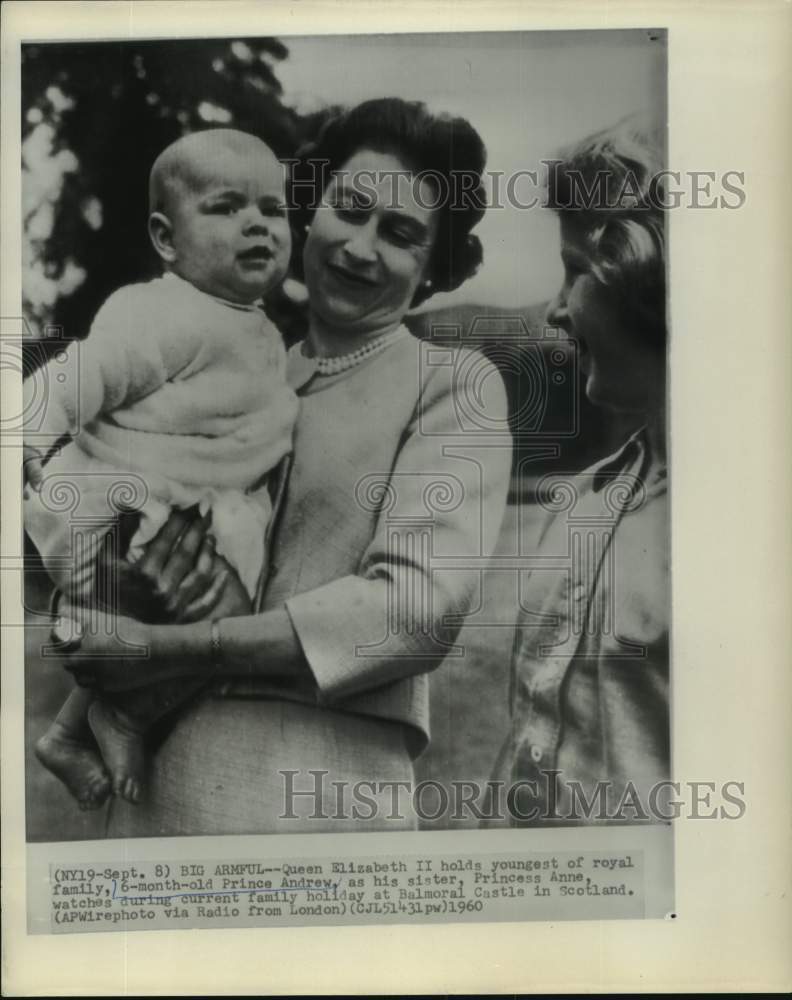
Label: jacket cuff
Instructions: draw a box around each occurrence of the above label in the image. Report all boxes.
[285,575,391,703]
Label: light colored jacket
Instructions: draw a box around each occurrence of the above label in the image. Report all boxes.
[490,428,669,823]
[25,272,297,500]
[218,329,513,756]
[24,273,297,598]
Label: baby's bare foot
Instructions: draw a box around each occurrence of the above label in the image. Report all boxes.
[35,724,111,810]
[87,701,146,804]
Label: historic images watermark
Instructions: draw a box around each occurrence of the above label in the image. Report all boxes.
[281,162,747,213]
[279,770,747,825]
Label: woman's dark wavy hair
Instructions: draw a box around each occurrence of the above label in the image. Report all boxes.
[546,114,667,349]
[289,98,487,307]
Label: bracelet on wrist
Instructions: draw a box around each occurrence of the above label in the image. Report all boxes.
[209,620,223,674]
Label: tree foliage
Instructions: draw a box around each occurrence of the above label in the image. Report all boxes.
[21,37,326,350]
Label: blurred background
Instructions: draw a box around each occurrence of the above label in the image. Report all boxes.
[22,31,666,839]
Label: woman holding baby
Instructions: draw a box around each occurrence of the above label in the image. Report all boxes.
[52,98,512,835]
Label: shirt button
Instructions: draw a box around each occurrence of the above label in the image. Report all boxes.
[530,744,543,763]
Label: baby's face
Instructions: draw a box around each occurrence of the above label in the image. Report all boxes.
[167,146,291,304]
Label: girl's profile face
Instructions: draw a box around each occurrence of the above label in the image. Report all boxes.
[546,216,661,413]
[302,148,439,336]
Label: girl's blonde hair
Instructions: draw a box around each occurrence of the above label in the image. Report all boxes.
[547,114,667,348]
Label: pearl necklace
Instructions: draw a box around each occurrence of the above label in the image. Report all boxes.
[305,326,409,376]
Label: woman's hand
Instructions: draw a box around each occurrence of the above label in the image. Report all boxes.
[133,510,230,622]
[98,508,253,623]
[55,605,181,693]
[56,510,256,696]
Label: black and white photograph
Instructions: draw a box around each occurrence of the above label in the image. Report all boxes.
[2,0,791,994]
[20,27,672,843]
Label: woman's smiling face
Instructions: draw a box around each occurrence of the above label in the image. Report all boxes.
[302,148,440,336]
[546,215,661,413]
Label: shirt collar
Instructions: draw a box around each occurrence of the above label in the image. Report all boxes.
[162,270,264,313]
[286,342,320,391]
[591,425,667,500]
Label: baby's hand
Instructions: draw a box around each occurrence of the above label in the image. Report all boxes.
[23,445,44,493]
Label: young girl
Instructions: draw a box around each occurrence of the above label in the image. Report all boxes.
[490,115,669,825]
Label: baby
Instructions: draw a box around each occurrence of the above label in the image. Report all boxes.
[24,128,299,809]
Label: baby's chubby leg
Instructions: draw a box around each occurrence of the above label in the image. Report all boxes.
[35,687,112,811]
[87,699,148,805]
[78,501,202,805]
[87,678,209,805]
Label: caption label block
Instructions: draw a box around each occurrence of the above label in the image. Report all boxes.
[48,850,645,932]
